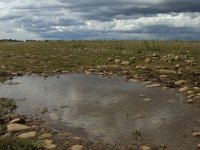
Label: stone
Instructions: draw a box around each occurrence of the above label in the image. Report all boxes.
[186,99,193,103]
[143,81,152,85]
[72,137,81,140]
[18,131,36,139]
[187,91,194,94]
[158,69,176,75]
[39,133,52,139]
[146,84,161,88]
[174,64,180,69]
[179,86,190,92]
[115,59,121,63]
[192,132,200,137]
[85,71,91,75]
[41,107,48,114]
[121,61,130,65]
[9,118,21,124]
[144,58,151,63]
[136,66,147,69]
[107,58,113,62]
[43,140,56,149]
[7,123,30,132]
[144,98,151,101]
[194,87,200,91]
[129,79,139,82]
[141,145,151,150]
[88,69,95,72]
[159,75,168,79]
[71,145,83,150]
[197,144,200,148]
[175,80,186,86]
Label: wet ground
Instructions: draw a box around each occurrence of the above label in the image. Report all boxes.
[0,74,200,149]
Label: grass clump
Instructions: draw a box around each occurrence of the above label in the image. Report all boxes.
[0,98,17,114]
[0,137,42,150]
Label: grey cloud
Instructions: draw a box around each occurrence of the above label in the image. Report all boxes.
[0,0,200,40]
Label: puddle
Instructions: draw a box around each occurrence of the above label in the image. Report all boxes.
[0,74,200,149]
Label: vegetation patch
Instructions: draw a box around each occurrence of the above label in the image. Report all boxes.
[0,97,17,113]
[0,137,42,150]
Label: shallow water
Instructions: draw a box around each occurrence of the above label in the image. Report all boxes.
[0,74,200,149]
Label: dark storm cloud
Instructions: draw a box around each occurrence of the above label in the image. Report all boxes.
[58,0,200,21]
[0,0,200,40]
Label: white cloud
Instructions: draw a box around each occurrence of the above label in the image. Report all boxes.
[0,0,199,40]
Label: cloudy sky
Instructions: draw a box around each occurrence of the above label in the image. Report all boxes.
[0,0,200,40]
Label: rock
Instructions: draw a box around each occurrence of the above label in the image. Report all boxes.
[179,86,190,92]
[9,118,21,124]
[71,145,83,150]
[121,61,130,65]
[115,59,121,63]
[18,131,36,139]
[144,58,151,63]
[152,53,159,57]
[129,79,139,82]
[197,144,200,148]
[141,145,151,150]
[159,75,168,79]
[135,66,147,69]
[39,133,52,139]
[41,107,48,114]
[186,99,193,103]
[85,71,91,75]
[144,98,151,101]
[187,91,194,94]
[175,80,186,86]
[72,137,81,140]
[146,84,161,88]
[107,58,113,62]
[43,140,56,149]
[88,69,95,72]
[143,81,152,85]
[192,132,200,137]
[158,69,177,75]
[174,64,180,69]
[194,87,200,91]
[7,123,30,132]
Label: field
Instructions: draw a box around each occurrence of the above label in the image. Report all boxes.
[0,40,200,86]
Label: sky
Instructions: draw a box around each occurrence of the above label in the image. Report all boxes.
[0,0,200,40]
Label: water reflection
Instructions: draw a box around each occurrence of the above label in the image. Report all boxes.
[0,74,200,150]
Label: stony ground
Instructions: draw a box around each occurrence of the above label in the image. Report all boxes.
[0,40,200,149]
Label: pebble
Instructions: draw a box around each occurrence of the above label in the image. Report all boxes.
[186,99,193,103]
[71,145,83,150]
[39,133,52,139]
[192,132,200,137]
[18,131,36,139]
[144,98,151,101]
[141,145,151,150]
[175,80,186,86]
[9,118,21,124]
[121,61,130,65]
[179,86,190,92]
[7,123,30,132]
[146,84,161,88]
[43,140,56,149]
[158,69,177,75]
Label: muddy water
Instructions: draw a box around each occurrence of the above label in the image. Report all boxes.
[0,74,200,149]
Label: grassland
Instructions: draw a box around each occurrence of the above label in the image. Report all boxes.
[0,40,199,73]
[0,40,200,84]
